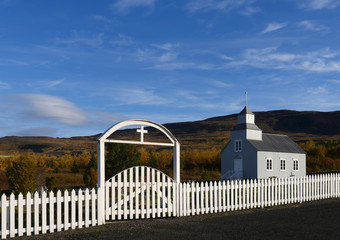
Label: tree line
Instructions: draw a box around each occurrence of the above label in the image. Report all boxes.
[2,140,339,194]
[299,140,340,173]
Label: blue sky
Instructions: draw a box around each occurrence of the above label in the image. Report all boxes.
[0,0,340,137]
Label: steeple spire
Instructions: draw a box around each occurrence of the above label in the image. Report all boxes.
[245,91,247,107]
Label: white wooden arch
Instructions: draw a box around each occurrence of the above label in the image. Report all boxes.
[96,119,180,225]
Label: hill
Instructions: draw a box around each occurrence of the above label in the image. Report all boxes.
[0,110,339,156]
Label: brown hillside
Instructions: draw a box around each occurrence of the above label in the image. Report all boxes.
[0,110,339,156]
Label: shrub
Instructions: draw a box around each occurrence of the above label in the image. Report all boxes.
[45,176,58,192]
[6,155,37,195]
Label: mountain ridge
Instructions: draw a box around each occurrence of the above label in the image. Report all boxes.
[0,109,339,156]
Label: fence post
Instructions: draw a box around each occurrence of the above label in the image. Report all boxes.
[9,194,15,238]
[1,194,7,239]
[41,191,47,234]
[18,193,24,237]
[64,190,69,230]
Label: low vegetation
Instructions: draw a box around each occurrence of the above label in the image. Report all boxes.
[0,139,339,193]
[299,140,340,173]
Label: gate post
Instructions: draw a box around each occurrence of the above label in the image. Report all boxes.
[97,139,105,225]
[174,142,180,216]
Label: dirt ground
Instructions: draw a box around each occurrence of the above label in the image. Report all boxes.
[16,198,340,240]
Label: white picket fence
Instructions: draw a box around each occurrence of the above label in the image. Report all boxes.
[0,189,97,239]
[178,173,340,216]
[0,173,339,239]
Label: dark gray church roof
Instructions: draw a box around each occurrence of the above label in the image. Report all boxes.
[248,133,305,154]
[240,106,254,115]
[233,123,262,131]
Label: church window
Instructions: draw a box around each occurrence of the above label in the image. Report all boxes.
[234,140,242,152]
[266,158,272,171]
[293,159,299,171]
[280,159,286,171]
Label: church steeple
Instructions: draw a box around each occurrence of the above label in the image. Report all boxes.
[232,104,262,141]
[238,106,255,124]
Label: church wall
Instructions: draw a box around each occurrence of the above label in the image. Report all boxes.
[246,129,262,140]
[221,137,258,180]
[242,141,257,179]
[257,151,306,179]
[221,142,233,178]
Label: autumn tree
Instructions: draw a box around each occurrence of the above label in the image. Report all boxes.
[105,143,141,180]
[45,176,58,192]
[83,153,98,188]
[6,155,37,195]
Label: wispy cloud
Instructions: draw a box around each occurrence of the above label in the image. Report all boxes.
[112,0,155,14]
[55,32,104,48]
[220,55,233,61]
[0,58,29,66]
[229,47,340,73]
[115,89,171,105]
[136,42,180,63]
[208,79,232,88]
[3,94,89,126]
[91,15,112,24]
[152,43,180,51]
[0,81,10,89]
[186,0,255,13]
[39,79,65,88]
[239,5,260,15]
[148,62,216,71]
[301,0,340,10]
[261,22,288,34]
[111,34,134,46]
[298,20,327,31]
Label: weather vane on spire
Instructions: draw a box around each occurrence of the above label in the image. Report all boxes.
[245,91,247,107]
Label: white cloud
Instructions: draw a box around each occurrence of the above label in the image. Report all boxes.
[55,32,104,48]
[136,43,180,63]
[0,58,28,66]
[159,52,178,62]
[148,62,216,71]
[261,22,288,34]
[220,55,233,61]
[111,34,134,46]
[298,20,327,31]
[0,81,10,89]
[229,47,340,73]
[39,78,65,88]
[239,5,260,15]
[186,0,254,13]
[301,0,340,10]
[307,86,327,95]
[112,0,155,13]
[208,79,232,88]
[152,43,180,51]
[115,89,171,105]
[329,79,340,84]
[4,94,89,126]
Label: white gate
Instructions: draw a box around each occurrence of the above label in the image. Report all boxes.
[105,166,177,221]
[97,119,181,224]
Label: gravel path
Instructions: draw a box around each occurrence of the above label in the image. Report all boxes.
[16,199,340,240]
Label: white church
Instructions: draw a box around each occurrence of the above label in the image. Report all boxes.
[221,106,306,180]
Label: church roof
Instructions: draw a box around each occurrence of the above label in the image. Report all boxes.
[248,133,306,154]
[233,123,262,131]
[240,106,254,115]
